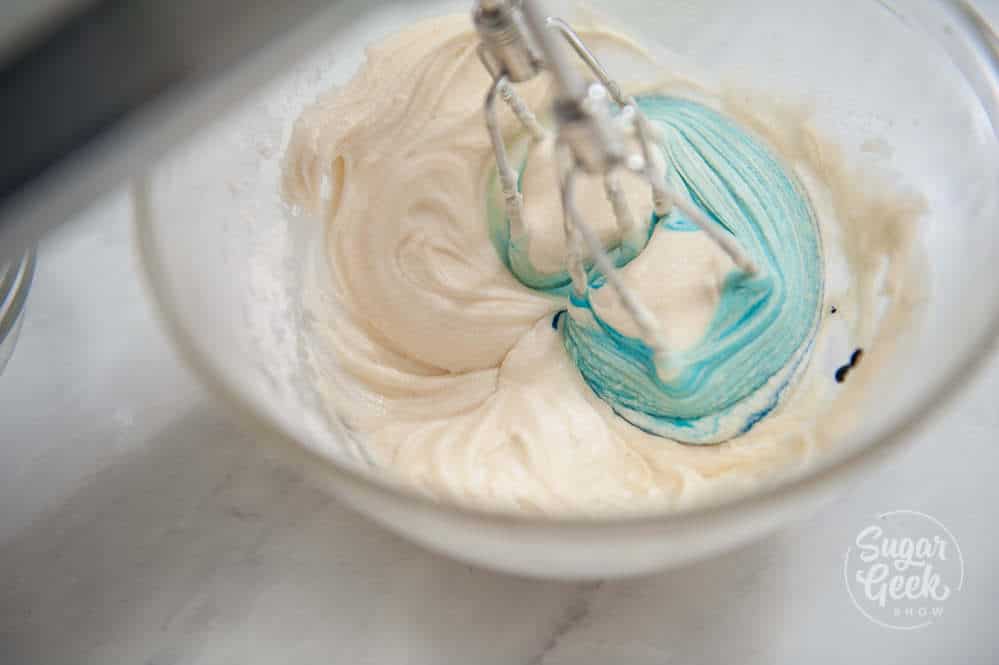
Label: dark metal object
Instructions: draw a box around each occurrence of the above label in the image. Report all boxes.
[0,0,366,260]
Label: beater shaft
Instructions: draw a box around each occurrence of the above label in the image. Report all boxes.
[473,0,762,368]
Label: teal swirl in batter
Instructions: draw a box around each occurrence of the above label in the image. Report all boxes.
[486,95,823,444]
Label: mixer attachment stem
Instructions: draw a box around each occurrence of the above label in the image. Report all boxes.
[473,0,761,373]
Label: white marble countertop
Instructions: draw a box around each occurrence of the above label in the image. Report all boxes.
[1,188,997,664]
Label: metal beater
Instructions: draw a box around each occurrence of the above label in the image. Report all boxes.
[473,0,760,374]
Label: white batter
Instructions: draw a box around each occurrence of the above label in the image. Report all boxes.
[283,15,926,516]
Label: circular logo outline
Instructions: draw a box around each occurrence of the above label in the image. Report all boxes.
[843,509,964,630]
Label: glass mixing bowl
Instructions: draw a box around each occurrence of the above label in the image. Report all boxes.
[135,0,999,578]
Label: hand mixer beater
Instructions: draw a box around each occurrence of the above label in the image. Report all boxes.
[472,0,761,379]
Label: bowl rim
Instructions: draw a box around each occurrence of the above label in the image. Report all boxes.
[134,0,999,533]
